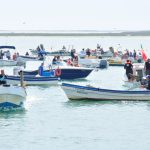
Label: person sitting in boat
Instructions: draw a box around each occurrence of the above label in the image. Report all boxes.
[141,75,150,90]
[38,63,44,76]
[25,52,29,56]
[62,45,66,52]
[73,55,79,67]
[79,49,86,58]
[124,60,133,82]
[0,50,4,59]
[6,50,11,60]
[86,48,91,57]
[97,44,101,50]
[52,56,57,64]
[66,58,73,66]
[13,53,17,60]
[0,70,6,85]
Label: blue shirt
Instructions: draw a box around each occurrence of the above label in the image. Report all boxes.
[39,66,44,76]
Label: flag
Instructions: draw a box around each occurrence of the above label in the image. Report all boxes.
[141,45,148,61]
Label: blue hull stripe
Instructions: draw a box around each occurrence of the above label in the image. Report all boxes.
[0,102,21,108]
[6,76,58,81]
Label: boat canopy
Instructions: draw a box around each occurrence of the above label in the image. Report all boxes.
[0,46,16,49]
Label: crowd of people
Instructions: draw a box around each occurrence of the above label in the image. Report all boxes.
[124,58,150,90]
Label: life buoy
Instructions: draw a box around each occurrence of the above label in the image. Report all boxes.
[55,68,61,76]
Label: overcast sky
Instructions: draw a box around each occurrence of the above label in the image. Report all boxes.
[0,0,149,31]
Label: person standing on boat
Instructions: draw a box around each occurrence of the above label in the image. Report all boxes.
[71,49,76,61]
[38,63,44,76]
[144,58,150,75]
[133,49,137,60]
[124,60,133,81]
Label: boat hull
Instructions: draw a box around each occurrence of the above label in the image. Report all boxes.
[61,83,150,100]
[23,68,93,80]
[0,59,17,66]
[0,85,26,109]
[6,76,58,85]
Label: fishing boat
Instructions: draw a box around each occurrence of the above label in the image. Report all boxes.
[0,46,17,66]
[6,75,59,85]
[61,83,150,100]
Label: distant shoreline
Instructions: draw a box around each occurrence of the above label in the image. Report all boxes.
[0,31,150,36]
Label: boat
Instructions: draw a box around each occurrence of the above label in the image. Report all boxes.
[30,49,71,56]
[17,55,45,63]
[6,75,59,85]
[0,84,26,110]
[0,70,26,110]
[78,57,109,68]
[107,56,144,66]
[61,83,150,100]
[23,64,93,80]
[0,46,17,66]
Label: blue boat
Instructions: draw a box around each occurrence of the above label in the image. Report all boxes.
[23,66,93,80]
[6,75,58,85]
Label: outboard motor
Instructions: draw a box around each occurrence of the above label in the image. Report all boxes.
[98,59,108,69]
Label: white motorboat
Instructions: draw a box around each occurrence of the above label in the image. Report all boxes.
[0,46,17,66]
[0,84,26,110]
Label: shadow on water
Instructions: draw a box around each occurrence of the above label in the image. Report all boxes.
[64,99,123,108]
[64,99,150,108]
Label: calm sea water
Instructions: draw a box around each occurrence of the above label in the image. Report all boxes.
[1,36,150,150]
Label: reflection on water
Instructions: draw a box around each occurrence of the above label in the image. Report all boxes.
[64,99,123,108]
[64,99,150,109]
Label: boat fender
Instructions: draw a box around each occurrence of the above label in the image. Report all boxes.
[55,68,61,76]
